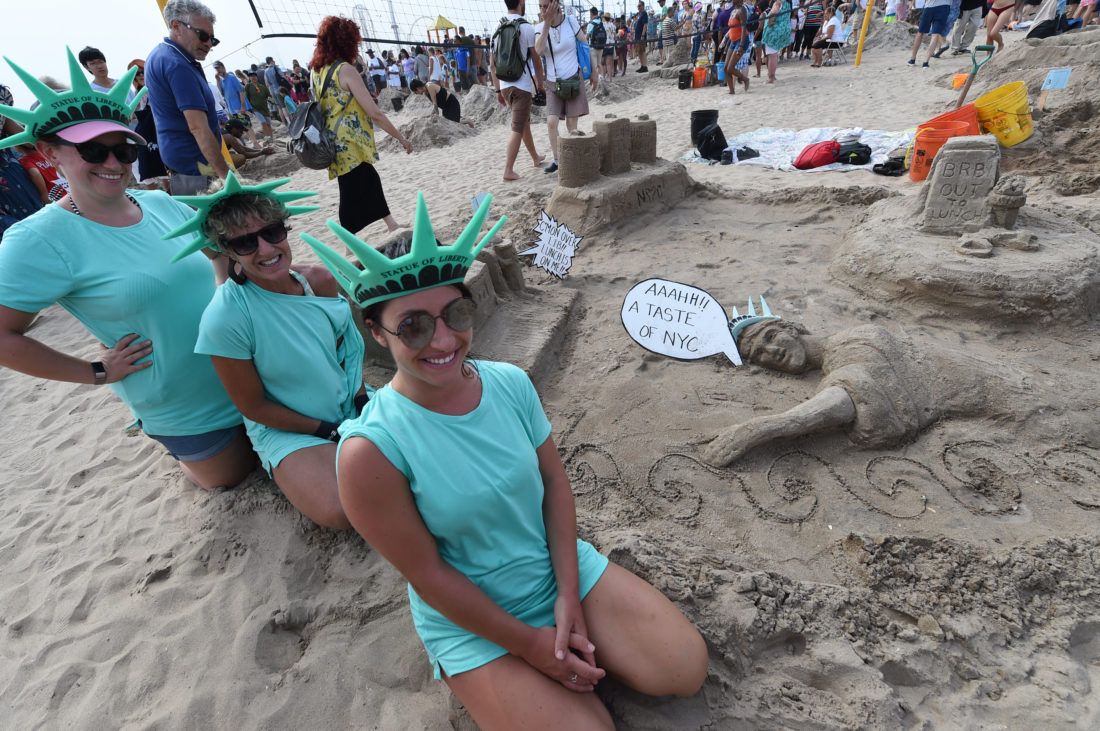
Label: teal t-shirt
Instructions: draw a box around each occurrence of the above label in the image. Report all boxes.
[194,273,365,471]
[338,360,609,678]
[0,190,241,436]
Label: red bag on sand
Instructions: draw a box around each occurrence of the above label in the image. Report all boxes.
[794,140,841,170]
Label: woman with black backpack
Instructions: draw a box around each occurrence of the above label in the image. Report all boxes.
[309,16,412,234]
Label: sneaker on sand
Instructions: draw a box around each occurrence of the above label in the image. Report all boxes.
[922,61,930,68]
[932,45,949,58]
[545,162,559,174]
[907,58,916,65]
[952,47,969,55]
[636,66,648,72]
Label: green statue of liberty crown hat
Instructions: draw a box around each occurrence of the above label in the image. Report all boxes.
[301,192,508,309]
[0,47,148,150]
[729,296,781,348]
[162,172,321,261]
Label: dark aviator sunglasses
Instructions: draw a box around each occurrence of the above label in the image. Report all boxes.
[184,22,220,46]
[54,139,145,165]
[221,221,290,256]
[377,297,477,350]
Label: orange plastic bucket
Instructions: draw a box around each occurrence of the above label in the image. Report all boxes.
[692,66,707,89]
[909,120,969,182]
[922,104,981,136]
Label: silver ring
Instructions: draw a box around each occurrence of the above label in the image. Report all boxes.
[568,672,579,684]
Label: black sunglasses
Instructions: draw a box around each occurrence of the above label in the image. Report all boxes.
[222,221,290,256]
[184,22,220,46]
[55,139,144,165]
[378,297,477,349]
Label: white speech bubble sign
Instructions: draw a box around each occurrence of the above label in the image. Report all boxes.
[620,278,742,366]
[517,209,583,279]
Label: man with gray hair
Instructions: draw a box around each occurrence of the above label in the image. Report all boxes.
[145,0,228,194]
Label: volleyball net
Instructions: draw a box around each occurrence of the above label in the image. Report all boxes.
[247,0,609,47]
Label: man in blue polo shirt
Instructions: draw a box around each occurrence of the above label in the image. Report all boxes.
[145,0,227,194]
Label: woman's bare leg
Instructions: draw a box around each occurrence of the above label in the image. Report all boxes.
[179,426,257,490]
[702,385,856,467]
[582,563,708,698]
[444,655,613,731]
[272,443,350,530]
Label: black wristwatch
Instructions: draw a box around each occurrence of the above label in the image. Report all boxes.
[314,420,341,442]
[91,361,107,385]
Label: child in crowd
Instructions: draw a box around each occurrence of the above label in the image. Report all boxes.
[279,84,298,115]
[15,144,65,203]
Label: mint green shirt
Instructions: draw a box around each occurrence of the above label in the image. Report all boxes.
[338,360,608,678]
[0,191,240,436]
[194,272,365,471]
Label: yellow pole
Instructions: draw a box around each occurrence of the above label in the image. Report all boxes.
[153,0,236,171]
[853,1,875,67]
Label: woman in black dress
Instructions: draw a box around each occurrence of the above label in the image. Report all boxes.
[409,79,462,124]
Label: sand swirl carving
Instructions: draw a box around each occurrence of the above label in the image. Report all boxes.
[1039,446,1100,511]
[941,441,1028,515]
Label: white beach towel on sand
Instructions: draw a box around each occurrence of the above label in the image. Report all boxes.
[687,127,916,172]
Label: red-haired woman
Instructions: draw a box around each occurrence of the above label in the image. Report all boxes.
[310,16,412,234]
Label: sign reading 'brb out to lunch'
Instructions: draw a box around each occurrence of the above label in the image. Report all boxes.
[621,278,742,366]
[921,137,1000,234]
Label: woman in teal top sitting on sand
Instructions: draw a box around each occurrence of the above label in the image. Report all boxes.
[0,50,254,491]
[165,173,364,530]
[301,194,708,729]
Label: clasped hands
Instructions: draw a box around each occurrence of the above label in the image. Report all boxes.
[517,593,605,692]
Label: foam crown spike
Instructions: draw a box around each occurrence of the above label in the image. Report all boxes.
[162,172,320,261]
[0,47,147,150]
[300,192,507,309]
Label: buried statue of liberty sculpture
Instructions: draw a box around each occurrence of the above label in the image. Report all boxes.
[701,299,1094,468]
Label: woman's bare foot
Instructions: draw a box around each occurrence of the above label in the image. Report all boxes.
[503,170,521,181]
[382,215,408,232]
[742,77,749,91]
[531,154,545,167]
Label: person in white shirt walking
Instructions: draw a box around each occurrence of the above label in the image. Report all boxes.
[490,0,547,181]
[536,0,590,176]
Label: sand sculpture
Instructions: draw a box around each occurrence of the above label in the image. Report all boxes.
[548,113,690,234]
[703,319,1049,467]
[831,135,1100,322]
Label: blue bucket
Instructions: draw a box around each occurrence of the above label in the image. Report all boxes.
[716,62,726,82]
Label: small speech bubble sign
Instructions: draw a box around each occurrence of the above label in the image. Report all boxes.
[517,210,582,278]
[621,278,742,366]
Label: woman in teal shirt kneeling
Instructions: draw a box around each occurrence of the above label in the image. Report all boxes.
[169,174,364,529]
[0,51,254,491]
[303,193,708,729]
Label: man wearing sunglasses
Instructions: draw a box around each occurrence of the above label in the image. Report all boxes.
[145,0,228,195]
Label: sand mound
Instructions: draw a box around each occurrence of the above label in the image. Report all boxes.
[378,115,478,153]
[375,85,407,113]
[461,84,546,127]
[399,91,434,116]
[591,78,643,105]
[861,19,917,50]
[239,151,302,179]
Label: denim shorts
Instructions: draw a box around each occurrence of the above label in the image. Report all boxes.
[148,425,241,462]
[919,4,951,36]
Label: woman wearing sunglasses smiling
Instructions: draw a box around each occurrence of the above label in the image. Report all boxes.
[172,174,364,530]
[0,51,256,491]
[301,194,708,729]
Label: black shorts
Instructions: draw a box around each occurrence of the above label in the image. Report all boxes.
[813,40,843,49]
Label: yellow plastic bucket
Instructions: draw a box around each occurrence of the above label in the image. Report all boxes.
[973,81,1033,147]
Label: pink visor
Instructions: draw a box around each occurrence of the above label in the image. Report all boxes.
[55,120,146,146]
